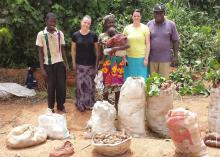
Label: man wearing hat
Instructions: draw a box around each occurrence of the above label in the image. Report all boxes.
[147,4,179,78]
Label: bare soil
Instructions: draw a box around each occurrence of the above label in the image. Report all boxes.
[0,96,219,157]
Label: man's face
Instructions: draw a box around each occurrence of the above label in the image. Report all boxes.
[46,17,56,31]
[154,11,165,23]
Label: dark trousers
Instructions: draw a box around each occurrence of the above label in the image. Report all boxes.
[44,62,66,110]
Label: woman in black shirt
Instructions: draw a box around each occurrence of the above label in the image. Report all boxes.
[71,15,99,112]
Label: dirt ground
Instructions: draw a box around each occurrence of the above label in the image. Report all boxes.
[0,96,219,157]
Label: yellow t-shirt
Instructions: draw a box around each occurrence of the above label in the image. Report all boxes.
[123,23,149,58]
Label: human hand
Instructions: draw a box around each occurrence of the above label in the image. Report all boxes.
[41,69,48,80]
[66,65,70,72]
[171,57,178,67]
[95,67,98,74]
[98,60,104,65]
[144,58,148,66]
[72,63,76,71]
[125,60,128,66]
[98,61,103,70]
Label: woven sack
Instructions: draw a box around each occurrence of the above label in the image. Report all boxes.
[146,85,174,137]
[167,108,208,157]
[208,88,220,133]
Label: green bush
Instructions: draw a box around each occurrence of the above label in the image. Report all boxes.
[0,0,219,69]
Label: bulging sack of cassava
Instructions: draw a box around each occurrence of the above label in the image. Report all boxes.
[210,88,220,108]
[146,84,174,137]
[6,124,47,149]
[118,77,146,137]
[208,87,220,133]
[38,110,70,139]
[204,132,220,148]
[87,101,116,134]
[208,106,220,133]
[167,108,208,157]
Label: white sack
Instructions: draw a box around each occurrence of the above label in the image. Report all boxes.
[38,110,70,139]
[118,77,146,137]
[87,101,116,133]
[6,124,47,149]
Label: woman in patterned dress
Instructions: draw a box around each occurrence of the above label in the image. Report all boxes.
[99,14,129,113]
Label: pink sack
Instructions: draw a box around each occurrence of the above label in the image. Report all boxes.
[167,108,207,157]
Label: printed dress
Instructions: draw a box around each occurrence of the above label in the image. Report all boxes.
[99,33,125,92]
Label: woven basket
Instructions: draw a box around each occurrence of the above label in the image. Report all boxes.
[92,136,132,156]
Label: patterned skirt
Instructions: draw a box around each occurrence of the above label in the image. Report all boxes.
[76,64,96,111]
[102,55,125,87]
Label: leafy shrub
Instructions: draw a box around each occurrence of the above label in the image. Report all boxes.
[170,66,209,96]
[0,0,219,69]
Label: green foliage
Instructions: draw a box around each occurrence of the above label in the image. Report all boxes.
[0,0,219,69]
[165,3,217,69]
[0,27,13,67]
[145,73,166,96]
[203,30,220,88]
[204,57,220,88]
[0,27,12,44]
[0,0,44,67]
[169,66,209,96]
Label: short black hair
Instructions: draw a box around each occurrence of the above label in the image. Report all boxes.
[45,12,56,21]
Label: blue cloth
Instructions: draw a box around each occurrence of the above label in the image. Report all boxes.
[124,57,149,80]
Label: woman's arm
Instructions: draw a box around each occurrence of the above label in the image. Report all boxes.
[94,42,99,70]
[71,42,76,70]
[144,32,150,66]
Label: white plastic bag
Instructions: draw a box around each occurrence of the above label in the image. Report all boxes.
[0,83,36,97]
[38,110,70,139]
[103,48,112,55]
[0,89,11,98]
[94,71,104,94]
[6,124,47,149]
[87,101,116,134]
[118,77,146,137]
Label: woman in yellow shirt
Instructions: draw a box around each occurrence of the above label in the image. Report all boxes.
[123,9,150,80]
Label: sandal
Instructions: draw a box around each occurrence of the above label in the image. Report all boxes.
[49,141,74,157]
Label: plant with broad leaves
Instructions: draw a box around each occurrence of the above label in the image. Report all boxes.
[170,66,209,95]
[145,73,167,97]
[204,57,220,88]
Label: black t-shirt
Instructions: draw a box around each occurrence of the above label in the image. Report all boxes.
[72,31,98,66]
